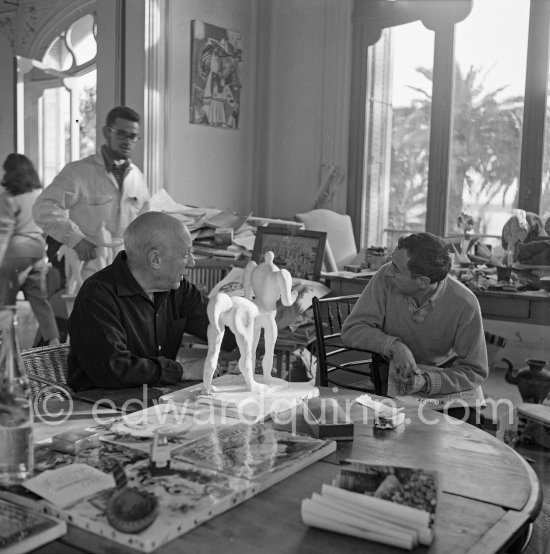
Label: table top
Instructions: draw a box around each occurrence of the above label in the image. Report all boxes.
[31,389,542,554]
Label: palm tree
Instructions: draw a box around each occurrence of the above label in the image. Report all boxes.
[390,65,523,234]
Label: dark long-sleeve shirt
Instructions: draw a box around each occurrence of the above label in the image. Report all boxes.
[68,251,235,391]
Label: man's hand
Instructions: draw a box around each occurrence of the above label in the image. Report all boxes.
[390,341,427,394]
[397,369,428,395]
[74,238,97,262]
[390,340,416,374]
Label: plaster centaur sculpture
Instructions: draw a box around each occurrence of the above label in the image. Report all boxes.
[202,251,297,394]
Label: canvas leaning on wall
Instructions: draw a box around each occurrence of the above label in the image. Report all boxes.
[190,20,243,129]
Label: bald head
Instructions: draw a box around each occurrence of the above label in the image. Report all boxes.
[124,211,191,265]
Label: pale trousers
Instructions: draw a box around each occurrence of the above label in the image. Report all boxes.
[0,256,59,342]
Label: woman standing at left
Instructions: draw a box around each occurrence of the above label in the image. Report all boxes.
[0,153,59,345]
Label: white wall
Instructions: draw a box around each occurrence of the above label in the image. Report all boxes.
[162,0,352,219]
[257,0,352,219]
[164,0,257,214]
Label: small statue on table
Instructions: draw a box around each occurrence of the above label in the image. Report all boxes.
[202,251,297,394]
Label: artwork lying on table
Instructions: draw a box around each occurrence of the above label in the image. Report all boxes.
[190,20,243,129]
[172,422,332,481]
[0,422,334,553]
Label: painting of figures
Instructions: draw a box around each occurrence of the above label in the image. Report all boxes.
[190,20,243,129]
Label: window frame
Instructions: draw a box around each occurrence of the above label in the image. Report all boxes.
[16,2,97,183]
[347,0,550,247]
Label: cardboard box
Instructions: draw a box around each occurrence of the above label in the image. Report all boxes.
[51,429,100,454]
[303,397,354,440]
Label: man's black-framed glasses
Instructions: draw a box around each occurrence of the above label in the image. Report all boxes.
[106,127,141,142]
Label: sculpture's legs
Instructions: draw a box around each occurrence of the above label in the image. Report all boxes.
[202,323,224,394]
[235,332,262,392]
[251,323,261,371]
[261,312,278,381]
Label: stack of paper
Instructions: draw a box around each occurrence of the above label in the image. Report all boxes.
[354,394,406,429]
[302,461,438,550]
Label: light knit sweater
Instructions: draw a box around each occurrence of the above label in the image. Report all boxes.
[341,263,488,395]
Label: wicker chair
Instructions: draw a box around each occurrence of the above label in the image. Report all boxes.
[20,343,74,400]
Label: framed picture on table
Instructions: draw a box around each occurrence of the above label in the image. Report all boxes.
[251,227,326,281]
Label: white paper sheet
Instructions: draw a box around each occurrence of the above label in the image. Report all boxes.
[23,464,115,508]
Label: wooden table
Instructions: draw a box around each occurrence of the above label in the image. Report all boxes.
[31,388,541,554]
[474,289,550,326]
[325,273,550,326]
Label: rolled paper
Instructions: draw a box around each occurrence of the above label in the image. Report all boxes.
[313,491,433,546]
[321,484,431,528]
[310,493,419,543]
[301,499,415,550]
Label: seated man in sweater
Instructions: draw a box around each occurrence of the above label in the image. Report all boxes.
[68,211,236,391]
[341,232,488,424]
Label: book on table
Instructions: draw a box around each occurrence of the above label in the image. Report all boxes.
[0,417,335,553]
[302,460,439,551]
[191,244,243,259]
[0,497,66,554]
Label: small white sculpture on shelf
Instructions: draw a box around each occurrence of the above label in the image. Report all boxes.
[202,251,297,394]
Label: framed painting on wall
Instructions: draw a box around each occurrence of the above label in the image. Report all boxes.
[190,20,243,129]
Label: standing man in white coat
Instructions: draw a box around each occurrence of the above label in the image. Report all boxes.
[33,106,150,285]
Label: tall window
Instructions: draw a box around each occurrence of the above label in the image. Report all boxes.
[387,22,434,235]
[20,11,97,185]
[350,0,550,250]
[448,0,530,238]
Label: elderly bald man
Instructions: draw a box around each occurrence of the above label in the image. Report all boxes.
[67,211,236,391]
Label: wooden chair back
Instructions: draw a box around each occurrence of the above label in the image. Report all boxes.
[312,294,381,393]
